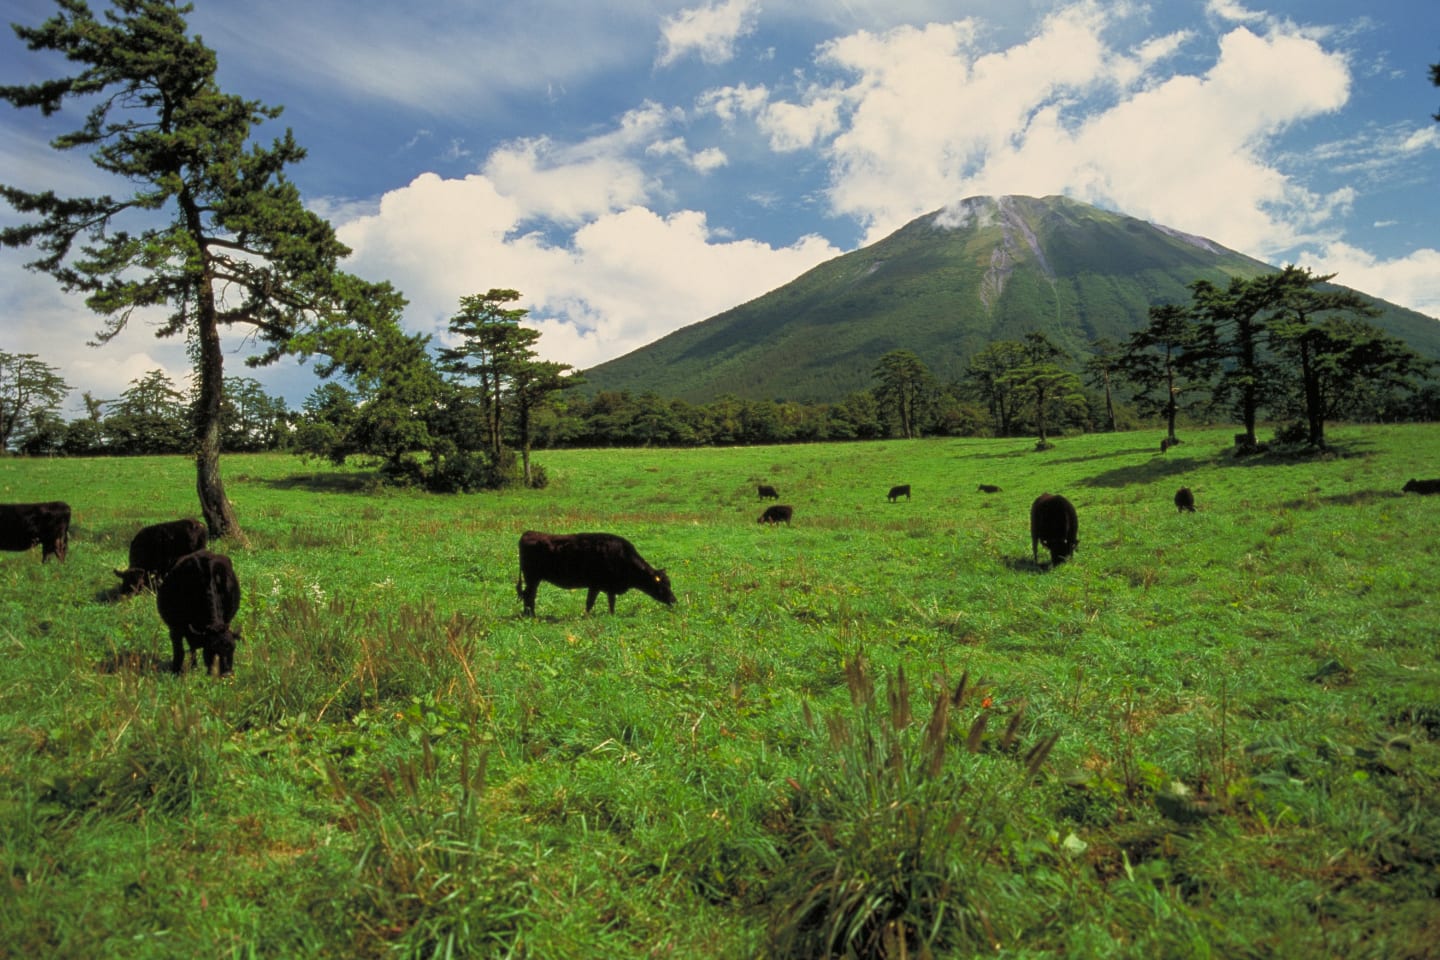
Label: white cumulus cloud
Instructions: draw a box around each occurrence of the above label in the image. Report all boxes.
[333,171,840,372]
[657,0,761,68]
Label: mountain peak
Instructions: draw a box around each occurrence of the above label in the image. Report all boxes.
[583,196,1440,403]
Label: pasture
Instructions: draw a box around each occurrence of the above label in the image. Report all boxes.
[1,424,1438,958]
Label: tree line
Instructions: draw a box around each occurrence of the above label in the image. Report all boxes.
[6,259,1433,471]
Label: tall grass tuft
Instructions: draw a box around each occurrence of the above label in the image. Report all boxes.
[37,689,223,818]
[764,655,1056,958]
[327,742,538,957]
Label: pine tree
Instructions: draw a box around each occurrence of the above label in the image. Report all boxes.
[2,1,371,538]
[872,350,936,439]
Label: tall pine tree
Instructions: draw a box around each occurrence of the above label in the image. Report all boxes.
[2,1,375,538]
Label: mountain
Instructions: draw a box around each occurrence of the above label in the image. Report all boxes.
[580,195,1440,403]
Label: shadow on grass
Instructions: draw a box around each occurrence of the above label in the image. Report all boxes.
[963,443,1167,464]
[1223,436,1380,467]
[260,471,378,494]
[95,650,171,674]
[93,583,134,604]
[1079,456,1206,489]
[1044,446,1168,466]
[998,555,1061,574]
[1280,489,1405,510]
[1080,435,1384,489]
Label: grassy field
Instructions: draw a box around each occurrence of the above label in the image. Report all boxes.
[1,424,1438,958]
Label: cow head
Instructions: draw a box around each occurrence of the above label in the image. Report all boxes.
[645,570,677,606]
[113,566,151,596]
[1050,537,1078,564]
[200,625,240,676]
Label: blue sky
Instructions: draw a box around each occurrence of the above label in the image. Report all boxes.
[2,0,1437,411]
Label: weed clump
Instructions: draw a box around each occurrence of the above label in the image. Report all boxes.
[764,656,1056,958]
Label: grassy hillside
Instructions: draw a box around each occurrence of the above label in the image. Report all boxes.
[583,196,1440,403]
[2,425,1439,957]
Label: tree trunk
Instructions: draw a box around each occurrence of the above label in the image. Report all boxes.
[1238,324,1259,447]
[1301,341,1326,448]
[194,306,244,543]
[519,400,532,486]
[1164,356,1179,443]
[1101,369,1115,432]
[1034,384,1048,445]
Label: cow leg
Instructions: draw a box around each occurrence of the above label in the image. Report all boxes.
[606,592,617,614]
[585,587,600,613]
[1032,537,1039,564]
[170,630,186,674]
[517,574,540,615]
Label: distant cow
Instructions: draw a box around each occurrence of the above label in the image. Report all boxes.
[887,484,911,502]
[1174,487,1196,513]
[978,484,1002,493]
[114,519,208,597]
[517,531,677,616]
[1402,478,1440,495]
[1030,494,1079,567]
[156,550,240,676]
[1160,438,1170,453]
[759,504,793,524]
[0,501,71,563]
[757,484,780,500]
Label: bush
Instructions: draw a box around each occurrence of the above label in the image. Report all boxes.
[377,455,427,489]
[1273,421,1308,445]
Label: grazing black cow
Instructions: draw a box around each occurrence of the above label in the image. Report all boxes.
[978,484,1002,493]
[517,531,677,616]
[1160,438,1170,453]
[1174,487,1196,513]
[114,518,208,597]
[156,550,240,676]
[0,501,71,563]
[757,484,780,500]
[1030,493,1079,567]
[759,504,793,524]
[1402,478,1440,495]
[887,484,911,502]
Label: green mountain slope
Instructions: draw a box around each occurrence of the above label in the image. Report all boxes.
[581,195,1440,403]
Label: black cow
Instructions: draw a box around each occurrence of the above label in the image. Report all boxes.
[887,484,911,502]
[1030,493,1079,567]
[1174,487,1196,513]
[978,484,1002,493]
[0,501,71,563]
[757,484,780,500]
[517,531,677,615]
[1160,438,1171,453]
[114,518,208,597]
[156,550,241,676]
[1402,478,1440,495]
[759,504,793,524]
